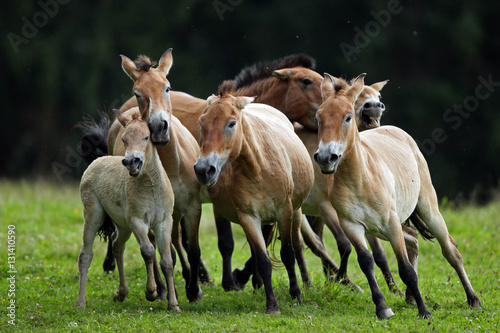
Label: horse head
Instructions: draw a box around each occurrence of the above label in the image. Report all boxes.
[120,49,173,145]
[115,108,151,177]
[194,91,254,187]
[313,73,365,174]
[271,67,323,130]
[355,79,388,131]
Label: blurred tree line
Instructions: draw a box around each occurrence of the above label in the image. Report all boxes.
[1,0,499,203]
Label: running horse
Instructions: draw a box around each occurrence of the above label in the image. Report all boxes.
[76,108,179,312]
[314,73,481,318]
[194,83,314,314]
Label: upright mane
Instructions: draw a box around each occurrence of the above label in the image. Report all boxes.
[218,80,237,97]
[134,55,157,72]
[234,54,317,88]
[334,77,350,93]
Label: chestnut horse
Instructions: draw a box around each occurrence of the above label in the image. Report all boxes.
[109,50,204,303]
[194,87,314,314]
[76,109,179,312]
[314,73,481,318]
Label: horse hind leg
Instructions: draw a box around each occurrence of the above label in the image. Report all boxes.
[414,194,481,309]
[401,224,419,304]
[214,211,239,291]
[181,216,213,285]
[76,201,106,309]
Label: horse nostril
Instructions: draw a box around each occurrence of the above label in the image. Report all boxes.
[313,152,320,163]
[379,102,385,110]
[207,165,216,178]
[133,157,141,166]
[122,159,127,167]
[330,154,341,163]
[363,102,372,109]
[162,120,168,132]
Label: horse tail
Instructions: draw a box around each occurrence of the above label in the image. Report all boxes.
[96,213,115,242]
[76,111,111,165]
[267,224,283,269]
[404,211,435,241]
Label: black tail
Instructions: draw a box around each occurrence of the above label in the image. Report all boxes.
[76,111,111,165]
[404,212,435,241]
[76,111,115,242]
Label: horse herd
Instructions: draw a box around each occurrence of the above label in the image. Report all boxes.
[75,49,481,319]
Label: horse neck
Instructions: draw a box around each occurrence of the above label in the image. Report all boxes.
[133,143,166,190]
[335,123,368,186]
[232,115,263,177]
[235,78,286,110]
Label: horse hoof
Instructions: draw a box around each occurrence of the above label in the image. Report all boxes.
[113,292,127,302]
[222,282,240,292]
[377,308,395,320]
[418,311,432,319]
[232,268,250,289]
[169,305,182,312]
[145,290,158,302]
[103,259,116,273]
[187,288,203,302]
[75,300,86,309]
[265,307,281,315]
[468,296,481,309]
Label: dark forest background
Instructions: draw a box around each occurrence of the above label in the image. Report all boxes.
[1,0,499,203]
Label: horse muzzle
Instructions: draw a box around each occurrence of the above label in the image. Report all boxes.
[360,101,385,130]
[194,154,223,187]
[122,152,145,177]
[148,112,170,145]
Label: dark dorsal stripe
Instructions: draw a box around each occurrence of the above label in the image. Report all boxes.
[234,54,317,89]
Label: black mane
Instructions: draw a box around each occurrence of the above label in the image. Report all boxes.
[134,55,157,72]
[234,54,317,88]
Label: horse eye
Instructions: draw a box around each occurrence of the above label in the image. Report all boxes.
[165,86,171,93]
[345,115,352,123]
[133,91,142,99]
[302,78,313,86]
[144,136,149,141]
[227,120,237,129]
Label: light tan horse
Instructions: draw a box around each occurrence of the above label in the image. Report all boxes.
[314,73,481,319]
[76,109,179,312]
[194,87,314,314]
[109,50,204,303]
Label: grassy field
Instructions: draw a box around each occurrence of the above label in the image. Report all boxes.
[0,180,498,332]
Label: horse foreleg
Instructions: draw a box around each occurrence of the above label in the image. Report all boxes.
[181,216,212,284]
[366,234,402,296]
[147,230,167,301]
[112,225,132,302]
[131,220,158,302]
[342,220,394,319]
[153,219,181,312]
[293,210,311,288]
[239,214,279,314]
[172,214,190,283]
[214,211,238,291]
[182,207,203,302]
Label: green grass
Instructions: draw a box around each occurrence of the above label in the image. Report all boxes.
[0,180,498,332]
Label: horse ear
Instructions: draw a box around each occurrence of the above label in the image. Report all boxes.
[114,109,131,127]
[272,68,295,80]
[321,73,335,101]
[206,94,218,106]
[157,48,173,77]
[370,79,389,92]
[234,96,255,109]
[120,55,140,82]
[347,73,366,103]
